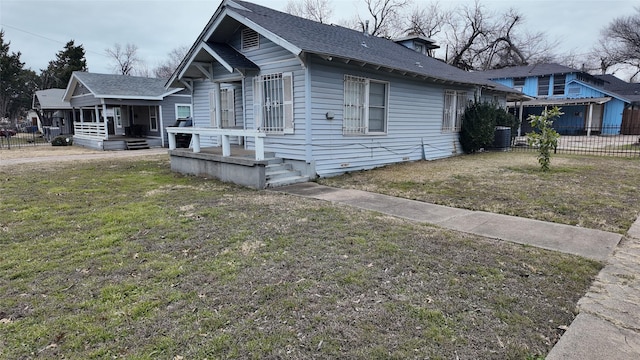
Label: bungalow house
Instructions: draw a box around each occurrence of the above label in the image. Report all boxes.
[165,0,521,188]
[478,63,632,136]
[63,72,191,150]
[32,88,75,137]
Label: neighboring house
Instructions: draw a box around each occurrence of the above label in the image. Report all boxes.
[165,0,521,188]
[62,72,191,150]
[595,74,640,134]
[32,88,75,136]
[479,63,632,135]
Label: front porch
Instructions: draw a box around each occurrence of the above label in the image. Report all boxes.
[169,146,310,189]
[73,121,163,151]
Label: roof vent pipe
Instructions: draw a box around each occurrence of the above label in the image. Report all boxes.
[364,20,369,36]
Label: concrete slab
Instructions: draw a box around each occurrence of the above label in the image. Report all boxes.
[546,313,640,360]
[439,212,621,262]
[275,183,621,261]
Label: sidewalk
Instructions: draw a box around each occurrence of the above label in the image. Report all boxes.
[274,182,640,359]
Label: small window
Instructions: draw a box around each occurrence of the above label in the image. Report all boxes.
[553,74,566,95]
[513,77,525,90]
[538,76,550,97]
[175,104,192,119]
[241,28,260,50]
[149,106,158,131]
[442,90,467,132]
[343,75,388,135]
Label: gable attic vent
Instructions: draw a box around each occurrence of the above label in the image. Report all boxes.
[241,28,260,50]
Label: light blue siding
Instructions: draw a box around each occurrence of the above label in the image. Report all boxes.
[307,57,474,177]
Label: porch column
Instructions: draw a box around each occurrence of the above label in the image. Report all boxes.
[518,101,524,136]
[213,82,222,146]
[102,104,109,140]
[587,103,594,137]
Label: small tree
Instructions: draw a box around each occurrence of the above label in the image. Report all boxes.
[526,106,562,172]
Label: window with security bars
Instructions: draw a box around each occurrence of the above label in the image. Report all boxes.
[343,75,388,135]
[442,90,467,132]
[253,73,293,133]
[538,75,550,97]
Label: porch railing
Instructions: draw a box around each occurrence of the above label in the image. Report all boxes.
[166,127,267,161]
[73,122,107,139]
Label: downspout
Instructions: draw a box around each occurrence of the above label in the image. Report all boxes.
[159,104,165,147]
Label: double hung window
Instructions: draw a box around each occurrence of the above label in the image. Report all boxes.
[343,75,388,135]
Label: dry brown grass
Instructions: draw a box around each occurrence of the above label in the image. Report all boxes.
[319,151,640,233]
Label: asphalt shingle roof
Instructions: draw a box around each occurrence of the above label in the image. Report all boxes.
[206,42,259,71]
[478,63,579,79]
[34,89,71,109]
[227,0,510,89]
[596,74,640,103]
[73,72,180,98]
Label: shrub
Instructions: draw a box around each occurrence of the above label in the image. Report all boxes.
[460,101,519,153]
[51,135,73,146]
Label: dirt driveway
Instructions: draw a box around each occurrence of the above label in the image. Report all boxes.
[0,145,168,166]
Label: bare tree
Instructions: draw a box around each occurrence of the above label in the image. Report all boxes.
[444,1,492,70]
[154,45,189,79]
[285,0,333,23]
[356,0,411,38]
[440,1,556,71]
[404,2,448,38]
[596,7,640,81]
[105,43,141,75]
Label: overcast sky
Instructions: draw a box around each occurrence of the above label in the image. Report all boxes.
[0,0,637,77]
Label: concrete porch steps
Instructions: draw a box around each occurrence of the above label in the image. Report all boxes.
[265,160,309,188]
[126,139,150,150]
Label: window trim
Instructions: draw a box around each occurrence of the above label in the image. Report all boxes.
[175,103,192,120]
[149,106,158,131]
[342,74,389,136]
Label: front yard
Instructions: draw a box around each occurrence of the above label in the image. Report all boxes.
[319,152,640,234]
[1,155,602,359]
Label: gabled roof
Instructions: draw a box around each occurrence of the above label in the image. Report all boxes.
[479,63,579,79]
[168,0,519,95]
[64,72,183,102]
[33,89,71,110]
[595,74,640,104]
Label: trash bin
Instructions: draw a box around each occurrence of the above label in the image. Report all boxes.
[492,126,511,151]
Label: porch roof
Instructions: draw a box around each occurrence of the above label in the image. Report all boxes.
[206,42,259,72]
[64,72,184,102]
[518,97,612,107]
[33,89,71,110]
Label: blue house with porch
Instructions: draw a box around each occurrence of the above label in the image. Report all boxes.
[479,63,631,135]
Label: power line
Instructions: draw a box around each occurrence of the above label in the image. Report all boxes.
[0,23,109,58]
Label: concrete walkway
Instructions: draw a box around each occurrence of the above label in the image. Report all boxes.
[274,182,640,359]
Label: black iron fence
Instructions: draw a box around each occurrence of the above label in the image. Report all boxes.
[0,131,49,150]
[509,124,640,157]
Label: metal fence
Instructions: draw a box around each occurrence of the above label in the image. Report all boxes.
[510,124,640,157]
[0,132,50,150]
